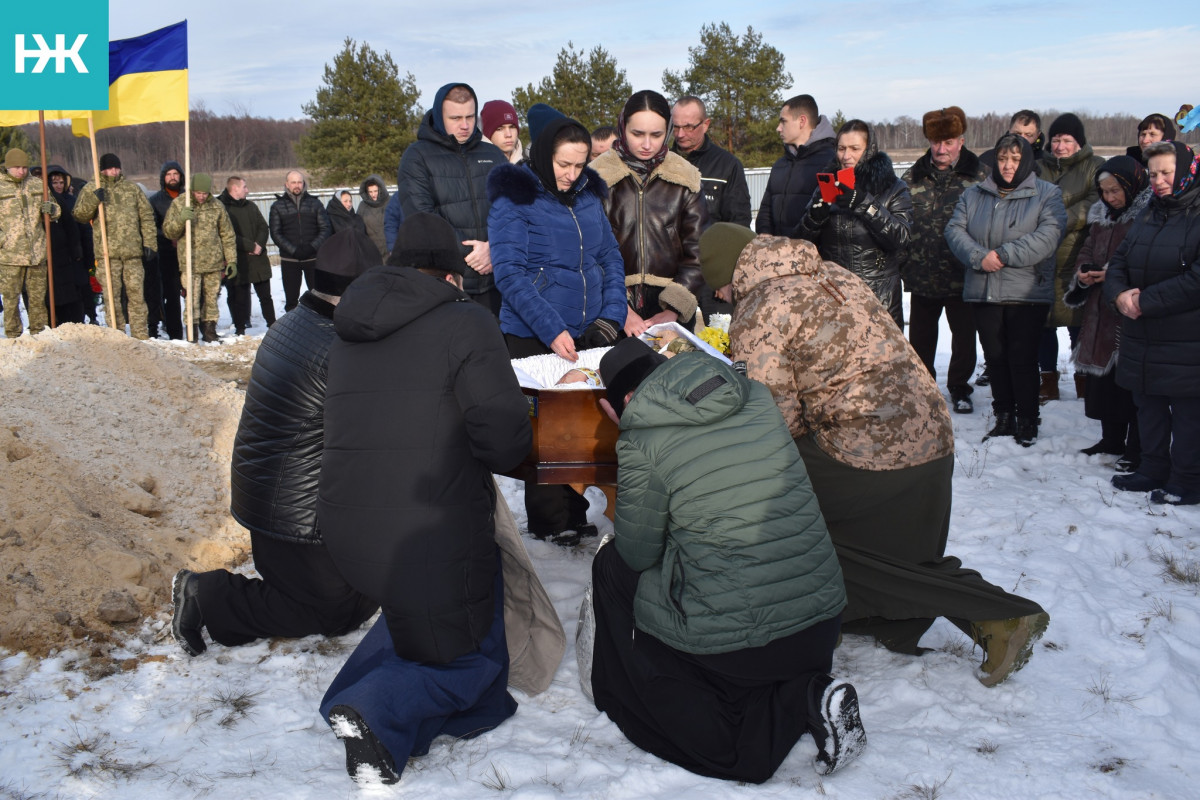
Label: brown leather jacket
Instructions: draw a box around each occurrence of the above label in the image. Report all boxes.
[592,149,708,322]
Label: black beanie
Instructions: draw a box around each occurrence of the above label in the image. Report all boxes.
[387,212,466,274]
[99,153,121,171]
[314,228,380,295]
[1048,113,1086,147]
[599,338,666,418]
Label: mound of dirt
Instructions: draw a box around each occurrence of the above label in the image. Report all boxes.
[0,325,258,656]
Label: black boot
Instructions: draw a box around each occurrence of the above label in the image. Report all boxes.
[201,321,218,343]
[1014,416,1038,447]
[983,412,1015,441]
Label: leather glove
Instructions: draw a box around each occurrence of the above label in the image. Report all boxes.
[225,262,237,280]
[92,188,107,204]
[577,318,624,349]
[807,200,832,225]
[177,206,195,222]
[39,201,56,215]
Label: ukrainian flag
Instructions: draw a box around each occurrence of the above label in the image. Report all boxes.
[71,21,188,136]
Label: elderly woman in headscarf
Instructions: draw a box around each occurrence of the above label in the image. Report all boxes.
[1105,141,1200,505]
[796,119,913,328]
[1125,113,1177,164]
[1063,156,1150,469]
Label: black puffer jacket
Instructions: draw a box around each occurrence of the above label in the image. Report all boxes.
[148,160,183,274]
[229,292,337,544]
[797,150,913,326]
[755,116,836,236]
[1104,185,1200,397]
[269,190,331,261]
[672,135,751,226]
[319,266,532,664]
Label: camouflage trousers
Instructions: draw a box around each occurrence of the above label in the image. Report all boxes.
[0,264,48,338]
[99,257,147,340]
[188,269,223,324]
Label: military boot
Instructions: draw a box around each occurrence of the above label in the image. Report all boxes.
[201,321,218,343]
[971,611,1050,687]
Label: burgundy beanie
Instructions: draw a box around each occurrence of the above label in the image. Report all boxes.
[481,100,519,139]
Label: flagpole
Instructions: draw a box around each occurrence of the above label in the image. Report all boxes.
[183,115,194,342]
[86,116,117,328]
[38,111,57,328]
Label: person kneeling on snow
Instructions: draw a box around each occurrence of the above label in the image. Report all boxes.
[579,338,866,783]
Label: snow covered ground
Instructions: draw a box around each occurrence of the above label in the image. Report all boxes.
[2,287,1198,799]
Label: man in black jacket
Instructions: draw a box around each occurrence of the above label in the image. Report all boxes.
[146,161,186,339]
[397,82,505,316]
[671,96,751,227]
[170,229,380,657]
[756,95,837,237]
[269,170,332,312]
[316,212,531,785]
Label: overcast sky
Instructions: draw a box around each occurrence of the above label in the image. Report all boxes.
[110,0,1196,125]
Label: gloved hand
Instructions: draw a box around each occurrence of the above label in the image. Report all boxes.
[143,247,156,263]
[40,201,56,215]
[177,206,195,222]
[225,262,237,280]
[807,200,832,225]
[833,182,859,210]
[92,188,107,204]
[577,318,623,349]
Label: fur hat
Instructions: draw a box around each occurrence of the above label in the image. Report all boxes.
[387,212,466,275]
[699,223,757,290]
[314,228,380,295]
[922,107,966,141]
[481,100,519,139]
[1048,113,1087,147]
[599,338,667,418]
[3,148,30,169]
[99,153,121,171]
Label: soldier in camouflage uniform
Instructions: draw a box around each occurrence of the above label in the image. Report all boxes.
[1,149,60,338]
[900,107,991,414]
[699,224,1050,687]
[163,173,236,343]
[73,153,157,340]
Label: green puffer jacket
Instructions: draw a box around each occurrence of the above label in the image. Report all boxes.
[73,174,156,260]
[1040,145,1104,326]
[614,352,846,655]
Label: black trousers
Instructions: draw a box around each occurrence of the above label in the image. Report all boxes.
[1132,393,1200,491]
[590,543,840,784]
[795,436,1045,655]
[908,293,977,398]
[193,531,379,647]
[226,280,277,332]
[974,303,1049,419]
[143,256,163,336]
[160,259,184,339]
[281,259,316,312]
[1084,371,1139,454]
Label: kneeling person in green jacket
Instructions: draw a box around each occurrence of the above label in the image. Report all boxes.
[582,339,866,783]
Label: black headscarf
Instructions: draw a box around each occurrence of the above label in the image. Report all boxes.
[1095,156,1148,219]
[612,90,673,178]
[992,134,1036,192]
[529,116,591,206]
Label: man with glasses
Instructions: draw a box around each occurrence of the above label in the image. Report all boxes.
[671,96,751,227]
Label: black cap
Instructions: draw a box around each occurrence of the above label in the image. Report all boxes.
[599,338,667,418]
[314,228,380,295]
[387,212,466,275]
[99,153,121,170]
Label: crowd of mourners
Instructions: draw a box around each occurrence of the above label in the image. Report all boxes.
[3,83,1197,788]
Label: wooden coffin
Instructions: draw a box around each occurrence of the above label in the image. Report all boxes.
[501,386,619,485]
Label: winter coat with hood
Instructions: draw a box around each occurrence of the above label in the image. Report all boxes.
[318,265,532,664]
[149,160,183,273]
[796,145,914,327]
[1063,189,1151,375]
[731,235,955,471]
[268,187,331,261]
[614,352,846,655]
[43,167,83,303]
[900,147,990,298]
[217,187,272,285]
[357,175,389,257]
[1040,144,1105,326]
[590,147,707,323]
[230,291,340,544]
[1104,150,1200,398]
[671,134,752,227]
[73,172,155,260]
[326,192,366,236]
[945,168,1067,306]
[397,83,506,298]
[0,168,58,266]
[755,115,836,237]
[487,162,627,347]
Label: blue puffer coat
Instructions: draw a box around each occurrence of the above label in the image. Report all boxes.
[487,163,626,347]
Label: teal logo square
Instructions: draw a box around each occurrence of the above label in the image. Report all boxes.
[1,1,109,110]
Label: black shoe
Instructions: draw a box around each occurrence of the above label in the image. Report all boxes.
[1014,417,1038,447]
[1081,440,1124,456]
[1149,486,1200,506]
[983,412,1014,441]
[328,705,400,785]
[974,368,990,387]
[575,522,599,539]
[952,396,974,414]
[808,675,867,775]
[1111,472,1165,492]
[531,528,583,547]
[1114,456,1139,474]
[171,569,206,656]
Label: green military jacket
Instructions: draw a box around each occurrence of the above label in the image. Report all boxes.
[1040,145,1105,326]
[73,174,156,261]
[163,195,237,274]
[0,170,59,267]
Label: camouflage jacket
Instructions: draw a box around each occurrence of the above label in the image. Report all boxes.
[0,170,60,266]
[899,148,989,298]
[73,174,156,260]
[163,195,237,274]
[731,235,954,470]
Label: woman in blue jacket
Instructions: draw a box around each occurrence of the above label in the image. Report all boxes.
[488,108,627,544]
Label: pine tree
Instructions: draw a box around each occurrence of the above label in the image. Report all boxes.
[296,38,422,187]
[662,23,792,167]
[0,127,38,160]
[512,43,631,134]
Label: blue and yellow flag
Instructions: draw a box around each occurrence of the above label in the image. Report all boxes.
[71,21,188,136]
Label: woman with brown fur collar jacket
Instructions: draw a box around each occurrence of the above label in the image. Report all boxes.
[591,90,709,335]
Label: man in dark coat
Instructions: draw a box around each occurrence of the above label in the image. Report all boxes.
[755,94,836,237]
[218,176,277,334]
[147,160,186,339]
[269,170,331,312]
[901,106,990,414]
[670,96,751,227]
[169,229,381,657]
[316,212,532,785]
[397,82,506,316]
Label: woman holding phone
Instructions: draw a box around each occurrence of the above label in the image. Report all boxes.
[796,119,913,327]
